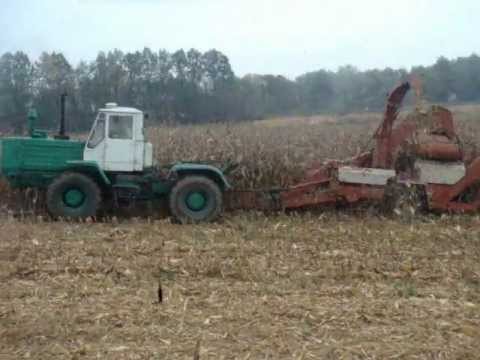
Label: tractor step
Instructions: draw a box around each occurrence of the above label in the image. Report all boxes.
[112,182,142,208]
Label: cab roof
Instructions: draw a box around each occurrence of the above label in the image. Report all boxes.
[99,106,142,114]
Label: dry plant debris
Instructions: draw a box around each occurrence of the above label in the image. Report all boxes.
[0,213,479,359]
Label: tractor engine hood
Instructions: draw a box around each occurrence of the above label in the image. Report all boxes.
[0,137,84,188]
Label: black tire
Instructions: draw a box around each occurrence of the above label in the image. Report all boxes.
[169,176,223,223]
[46,173,101,219]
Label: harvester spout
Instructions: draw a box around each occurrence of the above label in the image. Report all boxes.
[372,82,411,168]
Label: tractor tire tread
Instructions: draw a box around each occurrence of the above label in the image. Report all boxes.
[46,172,101,219]
[169,176,222,223]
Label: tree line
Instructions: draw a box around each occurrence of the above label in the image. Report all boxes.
[1,48,480,131]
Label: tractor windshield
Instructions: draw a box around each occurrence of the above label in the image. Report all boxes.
[87,113,106,148]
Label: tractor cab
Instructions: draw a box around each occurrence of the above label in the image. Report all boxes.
[84,103,153,172]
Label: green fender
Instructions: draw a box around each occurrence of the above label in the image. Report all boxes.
[65,160,111,186]
[170,163,231,190]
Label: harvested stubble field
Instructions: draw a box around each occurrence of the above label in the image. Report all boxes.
[1,214,479,359]
[1,107,480,359]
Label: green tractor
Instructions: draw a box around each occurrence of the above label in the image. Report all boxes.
[0,95,230,222]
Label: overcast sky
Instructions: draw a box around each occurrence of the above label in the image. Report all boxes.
[1,0,479,78]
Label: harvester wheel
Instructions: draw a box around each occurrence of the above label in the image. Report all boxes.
[169,176,222,223]
[46,173,101,219]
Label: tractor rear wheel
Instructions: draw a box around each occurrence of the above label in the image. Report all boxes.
[46,173,101,219]
[169,176,223,223]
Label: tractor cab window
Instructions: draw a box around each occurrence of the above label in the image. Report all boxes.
[87,114,106,148]
[108,115,133,139]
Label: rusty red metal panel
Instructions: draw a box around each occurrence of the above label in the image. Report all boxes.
[415,141,462,162]
[281,182,386,209]
[337,185,385,202]
[281,183,337,209]
[303,165,333,184]
[430,106,455,138]
[426,157,480,212]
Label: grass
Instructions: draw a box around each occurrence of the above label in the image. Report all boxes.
[1,105,480,359]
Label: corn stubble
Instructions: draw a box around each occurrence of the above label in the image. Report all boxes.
[1,109,480,359]
[1,214,479,359]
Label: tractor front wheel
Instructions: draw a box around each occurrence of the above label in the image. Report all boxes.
[169,176,223,223]
[46,173,101,219]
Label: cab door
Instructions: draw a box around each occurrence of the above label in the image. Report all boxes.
[104,114,136,172]
[84,113,107,166]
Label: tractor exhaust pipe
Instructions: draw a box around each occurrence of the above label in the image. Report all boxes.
[55,93,69,140]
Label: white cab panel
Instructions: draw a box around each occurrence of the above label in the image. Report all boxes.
[84,106,147,172]
[414,160,465,185]
[338,166,396,186]
[144,142,153,168]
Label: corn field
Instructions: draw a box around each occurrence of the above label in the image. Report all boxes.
[150,108,480,189]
